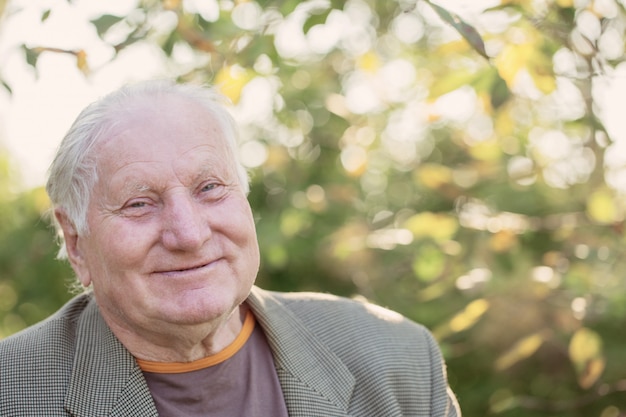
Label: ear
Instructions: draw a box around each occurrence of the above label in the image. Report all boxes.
[55,208,92,288]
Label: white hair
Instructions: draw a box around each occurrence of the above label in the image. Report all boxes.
[46,79,249,258]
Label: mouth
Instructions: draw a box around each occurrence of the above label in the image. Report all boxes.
[173,263,208,272]
[154,258,221,275]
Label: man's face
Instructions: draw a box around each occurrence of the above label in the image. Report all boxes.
[67,96,260,334]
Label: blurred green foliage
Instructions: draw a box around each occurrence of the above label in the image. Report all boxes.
[0,153,74,336]
[2,0,626,415]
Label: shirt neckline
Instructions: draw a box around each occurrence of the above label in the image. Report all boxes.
[136,309,255,374]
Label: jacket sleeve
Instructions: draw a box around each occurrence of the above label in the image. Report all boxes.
[424,327,461,417]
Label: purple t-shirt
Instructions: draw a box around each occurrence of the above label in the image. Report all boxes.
[138,310,289,417]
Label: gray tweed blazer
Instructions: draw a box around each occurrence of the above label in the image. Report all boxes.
[0,286,460,416]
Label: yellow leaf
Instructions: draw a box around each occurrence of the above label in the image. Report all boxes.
[530,72,556,94]
[569,327,605,388]
[434,298,489,339]
[556,0,574,7]
[163,0,181,10]
[494,43,533,88]
[468,140,501,161]
[586,189,620,224]
[489,389,518,414]
[435,39,471,56]
[215,65,253,104]
[578,357,606,389]
[265,145,290,170]
[403,212,458,241]
[489,230,517,252]
[495,39,555,94]
[494,108,515,137]
[356,51,380,73]
[416,281,448,302]
[449,299,490,333]
[428,68,476,99]
[495,332,544,371]
[527,50,556,94]
[76,50,89,75]
[414,163,452,189]
[477,92,493,115]
[569,327,602,365]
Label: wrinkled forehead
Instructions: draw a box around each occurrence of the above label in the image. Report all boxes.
[107,94,208,133]
[89,94,238,184]
[93,94,231,152]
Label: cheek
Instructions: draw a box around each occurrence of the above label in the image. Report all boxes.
[212,200,259,258]
[221,202,257,243]
[89,223,155,272]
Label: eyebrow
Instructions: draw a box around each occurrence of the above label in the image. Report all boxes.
[110,182,154,203]
[112,163,225,198]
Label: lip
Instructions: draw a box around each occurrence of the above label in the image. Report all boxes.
[152,258,222,275]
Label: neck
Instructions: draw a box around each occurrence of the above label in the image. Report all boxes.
[102,304,248,363]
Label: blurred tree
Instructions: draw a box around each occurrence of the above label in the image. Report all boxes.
[2,0,626,416]
[0,151,73,338]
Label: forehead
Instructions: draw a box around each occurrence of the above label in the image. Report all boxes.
[92,95,236,190]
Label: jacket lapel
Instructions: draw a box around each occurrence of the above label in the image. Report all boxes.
[64,298,158,417]
[247,287,356,417]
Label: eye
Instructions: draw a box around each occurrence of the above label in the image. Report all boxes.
[118,198,154,217]
[201,183,217,192]
[125,198,151,209]
[197,181,228,202]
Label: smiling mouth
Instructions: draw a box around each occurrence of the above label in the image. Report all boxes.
[155,259,219,275]
[175,263,207,272]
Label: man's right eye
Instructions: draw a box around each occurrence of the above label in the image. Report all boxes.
[119,199,153,215]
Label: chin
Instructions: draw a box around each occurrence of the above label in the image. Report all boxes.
[161,295,237,323]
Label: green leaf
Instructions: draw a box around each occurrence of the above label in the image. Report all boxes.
[428,67,478,98]
[161,30,179,57]
[303,9,331,34]
[256,0,301,16]
[1,79,12,95]
[412,244,446,282]
[41,9,51,23]
[277,0,302,16]
[428,2,489,59]
[490,77,510,109]
[90,14,124,38]
[21,45,41,69]
[330,0,345,11]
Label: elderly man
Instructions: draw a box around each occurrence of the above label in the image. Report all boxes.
[0,80,460,416]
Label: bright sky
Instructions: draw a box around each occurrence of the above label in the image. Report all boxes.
[0,0,168,190]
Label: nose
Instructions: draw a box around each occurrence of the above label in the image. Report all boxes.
[161,192,210,251]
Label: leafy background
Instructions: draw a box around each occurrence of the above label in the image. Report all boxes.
[2,0,626,415]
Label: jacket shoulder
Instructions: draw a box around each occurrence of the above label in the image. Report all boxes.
[260,293,457,416]
[0,294,92,415]
[272,290,425,330]
[259,290,457,416]
[266,290,437,357]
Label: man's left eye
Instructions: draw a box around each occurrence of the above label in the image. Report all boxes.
[201,183,217,192]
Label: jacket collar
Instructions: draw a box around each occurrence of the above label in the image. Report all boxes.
[247,286,355,416]
[64,287,355,416]
[64,296,159,417]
